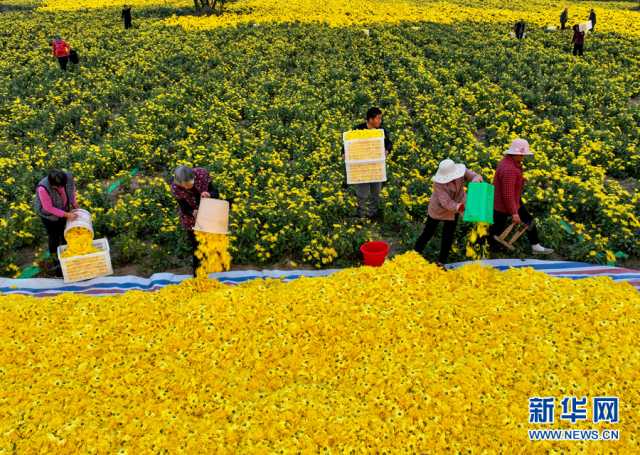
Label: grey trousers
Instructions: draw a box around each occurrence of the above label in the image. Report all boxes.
[354,182,382,217]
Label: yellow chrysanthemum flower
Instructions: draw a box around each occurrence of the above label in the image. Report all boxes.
[60,227,98,258]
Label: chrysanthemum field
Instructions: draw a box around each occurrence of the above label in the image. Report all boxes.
[1,2,639,449]
[0,0,639,275]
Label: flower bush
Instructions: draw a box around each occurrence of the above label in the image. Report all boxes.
[0,0,638,275]
[1,252,639,451]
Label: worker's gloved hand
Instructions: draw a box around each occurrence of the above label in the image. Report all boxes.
[512,213,522,224]
[201,192,211,199]
[472,175,483,183]
[64,211,78,221]
[457,203,465,214]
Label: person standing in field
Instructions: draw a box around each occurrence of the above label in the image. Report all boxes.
[350,107,393,220]
[589,9,596,32]
[50,36,71,70]
[514,20,526,39]
[122,5,132,29]
[171,166,220,276]
[414,159,483,269]
[560,8,569,30]
[33,170,80,276]
[488,139,554,255]
[572,24,585,56]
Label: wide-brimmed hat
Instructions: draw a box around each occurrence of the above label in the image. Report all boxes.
[505,138,533,155]
[432,159,466,184]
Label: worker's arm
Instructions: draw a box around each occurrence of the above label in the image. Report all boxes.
[384,128,393,155]
[464,169,482,183]
[37,187,67,218]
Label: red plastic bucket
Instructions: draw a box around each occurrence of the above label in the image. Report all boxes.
[360,241,390,267]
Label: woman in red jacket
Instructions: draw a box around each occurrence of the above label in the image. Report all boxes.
[51,36,71,70]
[489,139,553,255]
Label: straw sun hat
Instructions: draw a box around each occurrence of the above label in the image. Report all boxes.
[432,159,466,184]
[505,138,534,155]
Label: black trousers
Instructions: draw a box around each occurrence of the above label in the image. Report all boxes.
[414,215,458,264]
[57,56,69,70]
[489,204,540,247]
[124,18,132,29]
[187,230,201,276]
[573,43,584,56]
[41,217,66,276]
[561,22,567,30]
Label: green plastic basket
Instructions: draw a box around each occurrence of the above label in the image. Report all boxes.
[463,182,494,224]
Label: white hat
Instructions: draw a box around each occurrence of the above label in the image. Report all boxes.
[432,159,466,184]
[505,138,533,155]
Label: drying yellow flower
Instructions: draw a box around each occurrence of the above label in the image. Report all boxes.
[1,252,639,452]
[464,222,490,260]
[60,227,98,258]
[194,231,232,278]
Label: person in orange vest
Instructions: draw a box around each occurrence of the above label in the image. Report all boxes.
[50,36,71,71]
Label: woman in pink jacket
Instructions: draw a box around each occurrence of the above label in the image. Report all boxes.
[33,170,80,276]
[414,159,482,268]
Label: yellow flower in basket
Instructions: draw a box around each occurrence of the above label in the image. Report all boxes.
[60,227,98,258]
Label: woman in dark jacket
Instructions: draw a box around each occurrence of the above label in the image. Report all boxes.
[572,24,585,56]
[122,5,132,29]
[170,166,219,275]
[589,9,596,32]
[560,8,568,30]
[514,20,526,40]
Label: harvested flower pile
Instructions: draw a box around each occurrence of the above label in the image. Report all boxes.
[1,252,638,452]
